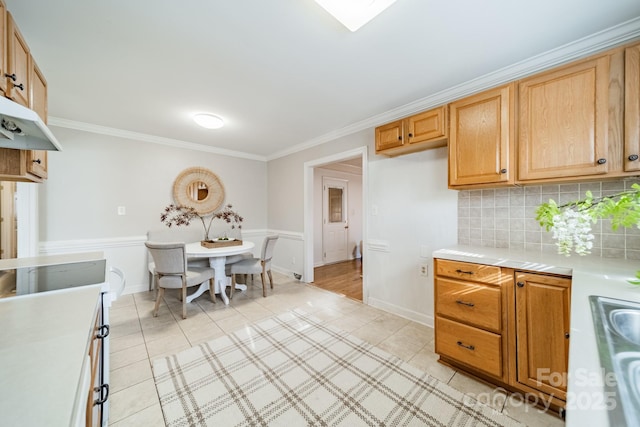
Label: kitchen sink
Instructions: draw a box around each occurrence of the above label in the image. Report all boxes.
[590,296,640,427]
[610,310,640,346]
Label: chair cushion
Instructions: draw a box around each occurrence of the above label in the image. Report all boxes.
[187,258,209,268]
[225,252,252,264]
[230,258,262,275]
[157,267,215,289]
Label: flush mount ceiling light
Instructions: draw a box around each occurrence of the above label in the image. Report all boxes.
[313,0,397,32]
[193,113,224,129]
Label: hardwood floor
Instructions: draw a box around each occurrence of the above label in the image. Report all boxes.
[312,259,362,301]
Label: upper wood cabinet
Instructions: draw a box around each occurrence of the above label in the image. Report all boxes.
[375,106,447,156]
[448,84,515,188]
[6,12,29,107]
[27,58,47,179]
[513,272,571,402]
[625,43,640,173]
[517,54,611,181]
[0,8,50,182]
[0,0,7,97]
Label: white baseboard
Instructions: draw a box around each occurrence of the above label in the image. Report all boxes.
[123,283,150,295]
[367,297,434,328]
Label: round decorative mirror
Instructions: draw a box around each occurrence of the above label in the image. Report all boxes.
[173,167,225,214]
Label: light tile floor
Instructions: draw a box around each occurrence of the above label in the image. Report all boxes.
[108,273,565,426]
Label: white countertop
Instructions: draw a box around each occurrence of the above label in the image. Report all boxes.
[0,251,104,270]
[433,246,640,427]
[0,284,102,426]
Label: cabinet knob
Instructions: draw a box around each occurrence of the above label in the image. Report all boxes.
[397,136,402,141]
[500,168,507,174]
[408,133,413,138]
[516,281,525,288]
[13,83,24,91]
[32,159,42,164]
[629,154,639,161]
[4,73,16,81]
[565,332,570,339]
[597,158,607,165]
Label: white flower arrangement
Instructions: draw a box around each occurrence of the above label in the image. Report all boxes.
[549,210,595,256]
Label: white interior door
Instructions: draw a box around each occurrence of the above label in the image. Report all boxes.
[322,177,349,264]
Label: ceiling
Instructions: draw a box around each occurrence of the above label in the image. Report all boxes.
[6,0,640,161]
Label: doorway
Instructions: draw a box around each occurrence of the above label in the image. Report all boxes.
[303,147,367,302]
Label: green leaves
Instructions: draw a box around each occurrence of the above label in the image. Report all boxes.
[537,183,640,281]
[538,185,640,232]
[628,270,640,287]
[535,198,560,232]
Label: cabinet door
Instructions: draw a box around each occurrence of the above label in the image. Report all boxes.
[0,0,7,96]
[449,84,514,187]
[518,55,610,181]
[375,120,404,152]
[515,272,571,401]
[407,107,447,145]
[6,12,29,107]
[27,59,47,179]
[625,43,640,172]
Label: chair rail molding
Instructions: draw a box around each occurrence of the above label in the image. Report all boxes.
[38,229,297,295]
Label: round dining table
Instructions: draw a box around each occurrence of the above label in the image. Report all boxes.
[185,240,255,305]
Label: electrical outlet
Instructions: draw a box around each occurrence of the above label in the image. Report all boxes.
[419,264,428,277]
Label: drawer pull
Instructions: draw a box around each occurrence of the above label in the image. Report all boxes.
[96,324,110,339]
[455,269,474,275]
[94,384,109,405]
[456,341,475,351]
[455,300,475,307]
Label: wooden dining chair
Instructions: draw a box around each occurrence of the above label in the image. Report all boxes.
[229,235,279,298]
[145,241,216,319]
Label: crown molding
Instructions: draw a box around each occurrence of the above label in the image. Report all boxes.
[48,17,640,164]
[48,117,267,162]
[267,16,640,161]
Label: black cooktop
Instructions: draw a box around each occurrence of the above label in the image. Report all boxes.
[0,259,106,299]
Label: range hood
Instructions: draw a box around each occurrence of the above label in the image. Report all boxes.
[0,96,61,151]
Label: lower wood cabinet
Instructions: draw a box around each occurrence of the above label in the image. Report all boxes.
[434,259,510,383]
[86,293,109,427]
[436,316,503,378]
[513,271,571,402]
[434,258,571,410]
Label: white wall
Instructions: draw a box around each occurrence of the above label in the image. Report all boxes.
[313,167,363,266]
[38,124,457,325]
[366,146,458,325]
[38,126,268,294]
[268,129,458,326]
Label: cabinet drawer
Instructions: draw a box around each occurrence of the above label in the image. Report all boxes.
[435,316,502,378]
[436,259,502,284]
[436,278,501,333]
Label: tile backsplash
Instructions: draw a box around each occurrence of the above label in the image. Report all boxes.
[457,178,640,260]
